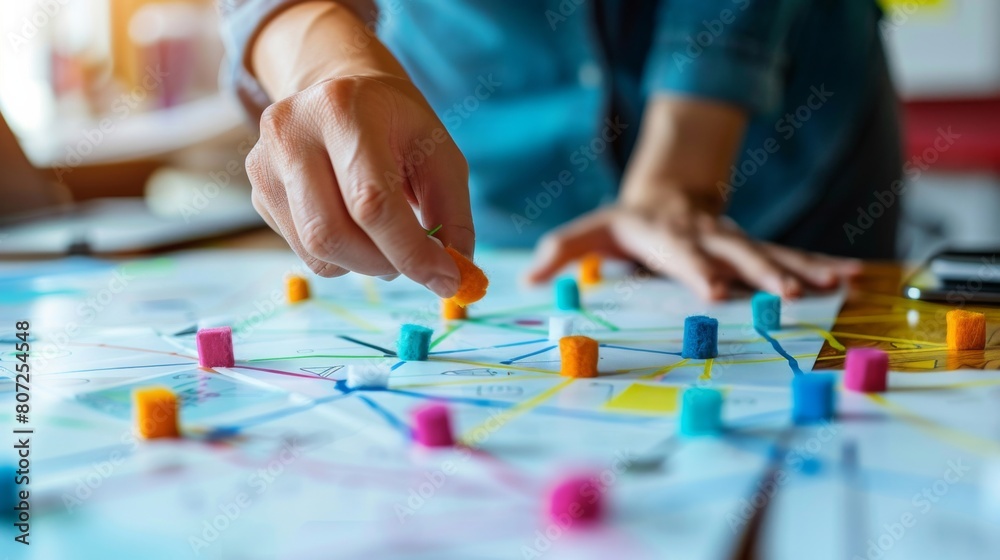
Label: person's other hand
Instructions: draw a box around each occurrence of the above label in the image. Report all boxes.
[525,190,861,301]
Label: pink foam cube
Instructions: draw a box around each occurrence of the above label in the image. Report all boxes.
[844,348,888,393]
[196,327,234,368]
[547,475,603,525]
[412,403,455,447]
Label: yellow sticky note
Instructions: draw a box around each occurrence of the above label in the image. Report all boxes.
[603,384,680,416]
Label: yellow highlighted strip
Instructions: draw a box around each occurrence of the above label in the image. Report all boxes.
[603,384,680,416]
[867,394,1000,457]
[699,358,714,381]
[460,378,575,444]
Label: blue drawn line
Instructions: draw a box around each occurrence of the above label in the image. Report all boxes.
[429,338,549,356]
[390,361,405,371]
[214,390,354,434]
[599,344,682,357]
[755,327,803,375]
[338,335,396,357]
[501,345,557,364]
[357,395,411,438]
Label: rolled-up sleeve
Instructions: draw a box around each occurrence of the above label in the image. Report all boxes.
[218,0,377,120]
[643,0,805,115]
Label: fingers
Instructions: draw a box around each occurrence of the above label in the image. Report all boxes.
[330,130,461,298]
[412,141,476,258]
[612,214,728,301]
[282,147,397,277]
[702,230,802,298]
[247,147,348,278]
[524,211,618,283]
[762,244,862,288]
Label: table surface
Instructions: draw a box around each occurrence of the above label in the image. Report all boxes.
[216,229,1000,373]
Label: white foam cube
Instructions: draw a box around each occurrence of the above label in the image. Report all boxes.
[548,316,576,342]
[346,363,390,389]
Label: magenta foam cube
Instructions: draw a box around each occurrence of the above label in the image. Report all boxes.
[547,475,602,525]
[843,348,888,393]
[412,403,455,447]
[196,327,235,368]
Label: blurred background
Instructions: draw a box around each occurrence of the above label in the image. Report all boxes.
[0,0,998,260]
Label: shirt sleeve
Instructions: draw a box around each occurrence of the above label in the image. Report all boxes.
[218,0,377,121]
[643,0,806,115]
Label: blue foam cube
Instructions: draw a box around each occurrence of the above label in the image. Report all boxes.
[678,387,724,436]
[397,324,433,361]
[682,316,718,359]
[791,373,836,424]
[554,277,580,311]
[752,292,781,331]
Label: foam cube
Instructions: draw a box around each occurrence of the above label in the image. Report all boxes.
[682,316,718,359]
[559,335,599,378]
[196,327,235,368]
[555,277,580,311]
[843,348,888,393]
[286,274,310,303]
[441,298,467,320]
[346,363,390,389]
[133,387,180,439]
[445,247,488,306]
[412,403,455,447]
[546,475,603,525]
[397,324,433,361]
[549,316,576,342]
[946,309,986,350]
[678,387,723,436]
[792,374,836,424]
[579,253,602,286]
[752,292,781,331]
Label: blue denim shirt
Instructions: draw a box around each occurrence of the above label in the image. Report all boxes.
[224,0,889,248]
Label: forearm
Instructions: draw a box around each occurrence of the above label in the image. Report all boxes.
[621,95,748,214]
[251,2,407,100]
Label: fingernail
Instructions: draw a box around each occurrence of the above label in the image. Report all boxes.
[428,275,459,298]
[377,273,401,282]
[428,236,444,249]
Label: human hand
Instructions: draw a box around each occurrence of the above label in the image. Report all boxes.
[525,190,861,301]
[246,73,475,298]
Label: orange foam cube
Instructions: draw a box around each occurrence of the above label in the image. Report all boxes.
[286,275,310,303]
[580,253,602,285]
[442,298,467,320]
[946,309,986,350]
[445,247,488,307]
[559,335,599,378]
[134,387,179,439]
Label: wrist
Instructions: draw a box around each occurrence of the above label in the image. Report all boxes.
[251,2,408,100]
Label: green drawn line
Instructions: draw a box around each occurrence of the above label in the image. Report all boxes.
[426,224,443,237]
[464,317,547,335]
[580,309,620,331]
[430,322,463,349]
